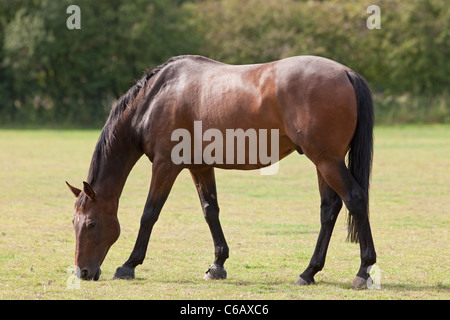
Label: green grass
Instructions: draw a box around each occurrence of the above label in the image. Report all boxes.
[0,126,449,299]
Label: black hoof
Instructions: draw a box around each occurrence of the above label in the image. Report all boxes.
[204,264,227,280]
[112,265,135,280]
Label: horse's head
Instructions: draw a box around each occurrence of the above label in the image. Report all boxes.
[66,181,120,280]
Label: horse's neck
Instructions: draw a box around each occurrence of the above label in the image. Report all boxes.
[89,122,143,202]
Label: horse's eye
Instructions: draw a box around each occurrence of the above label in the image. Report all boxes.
[86,221,96,230]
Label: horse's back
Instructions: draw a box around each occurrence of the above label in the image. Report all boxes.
[138,55,358,165]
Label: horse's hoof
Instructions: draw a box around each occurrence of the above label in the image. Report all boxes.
[352,276,367,290]
[293,276,315,286]
[204,264,227,280]
[112,265,135,280]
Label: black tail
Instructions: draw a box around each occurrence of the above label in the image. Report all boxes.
[345,71,374,243]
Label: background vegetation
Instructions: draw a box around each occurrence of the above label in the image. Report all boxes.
[1,0,449,126]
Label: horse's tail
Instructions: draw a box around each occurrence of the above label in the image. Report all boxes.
[345,71,374,243]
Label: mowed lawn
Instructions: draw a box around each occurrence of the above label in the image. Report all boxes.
[0,126,448,300]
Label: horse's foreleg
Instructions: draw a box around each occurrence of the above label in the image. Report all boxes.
[113,161,181,280]
[190,167,228,280]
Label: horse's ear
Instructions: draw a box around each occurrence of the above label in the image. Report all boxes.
[83,181,96,201]
[66,181,82,198]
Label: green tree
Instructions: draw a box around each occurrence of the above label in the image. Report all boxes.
[1,0,202,126]
[1,0,448,125]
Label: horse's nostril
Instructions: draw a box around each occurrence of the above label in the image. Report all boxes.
[80,268,89,279]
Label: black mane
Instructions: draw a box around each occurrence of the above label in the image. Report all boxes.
[79,55,187,204]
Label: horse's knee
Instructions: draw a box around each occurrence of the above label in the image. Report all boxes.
[140,211,159,228]
[203,202,219,223]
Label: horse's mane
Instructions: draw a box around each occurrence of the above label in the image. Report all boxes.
[76,56,187,207]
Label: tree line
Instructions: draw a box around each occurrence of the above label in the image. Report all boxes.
[0,0,448,126]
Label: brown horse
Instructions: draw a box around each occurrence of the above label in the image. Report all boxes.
[66,55,376,288]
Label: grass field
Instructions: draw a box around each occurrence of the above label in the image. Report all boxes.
[0,126,449,300]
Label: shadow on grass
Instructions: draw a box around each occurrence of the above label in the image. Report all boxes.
[316,280,449,293]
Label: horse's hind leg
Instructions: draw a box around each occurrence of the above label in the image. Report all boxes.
[295,169,342,285]
[190,167,228,280]
[314,157,376,289]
